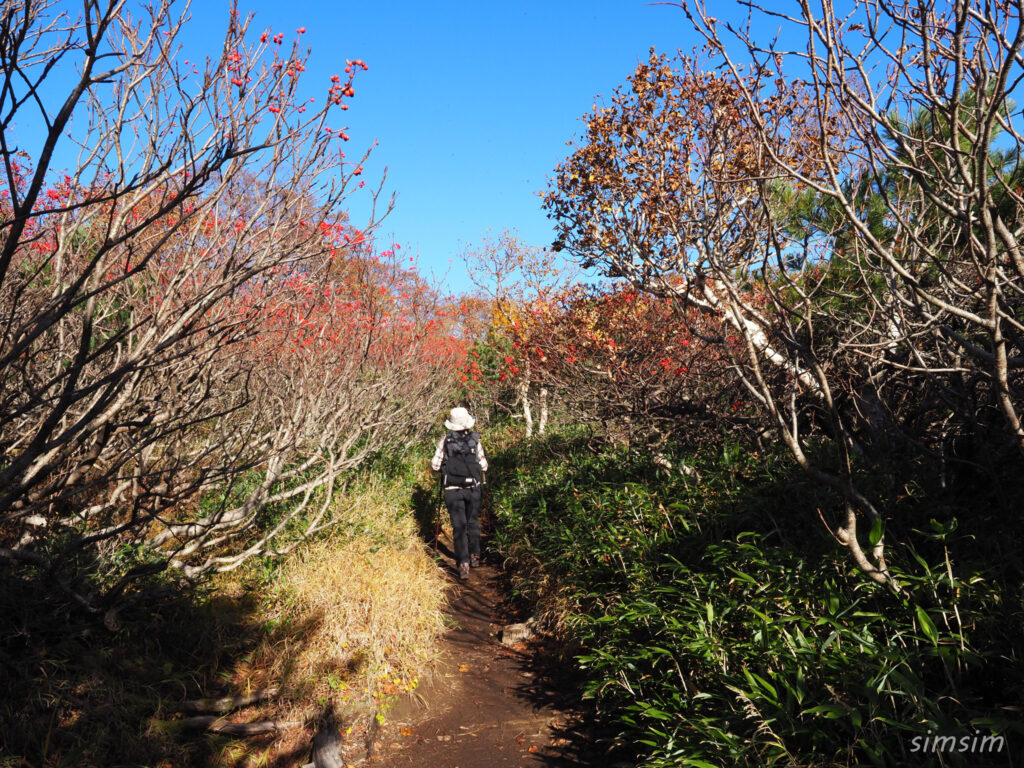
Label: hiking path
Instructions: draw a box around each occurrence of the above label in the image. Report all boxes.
[368,533,603,768]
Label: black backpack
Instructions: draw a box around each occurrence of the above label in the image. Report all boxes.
[442,431,482,487]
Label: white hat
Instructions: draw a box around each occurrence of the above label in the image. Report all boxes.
[444,407,475,431]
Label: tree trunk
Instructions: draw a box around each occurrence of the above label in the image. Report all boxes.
[519,359,534,438]
[538,387,549,435]
[175,687,279,714]
[180,716,299,736]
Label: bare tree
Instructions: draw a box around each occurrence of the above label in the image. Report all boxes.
[682,0,1024,458]
[0,1,457,608]
[462,229,579,436]
[546,1,1024,586]
[545,49,900,585]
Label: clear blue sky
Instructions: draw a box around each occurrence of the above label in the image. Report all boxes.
[177,0,727,295]
[18,1,772,295]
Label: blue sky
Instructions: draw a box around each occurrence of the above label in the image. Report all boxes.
[176,0,726,294]
[14,1,774,295]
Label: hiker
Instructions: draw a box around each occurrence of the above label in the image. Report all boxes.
[431,407,488,580]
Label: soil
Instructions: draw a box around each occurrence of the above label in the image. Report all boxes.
[367,533,610,767]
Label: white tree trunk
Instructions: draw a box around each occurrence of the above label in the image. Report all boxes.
[519,359,534,438]
[538,386,549,435]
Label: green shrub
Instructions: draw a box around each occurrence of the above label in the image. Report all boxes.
[488,433,1024,767]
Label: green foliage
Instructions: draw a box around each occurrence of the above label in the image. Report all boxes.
[488,432,1024,767]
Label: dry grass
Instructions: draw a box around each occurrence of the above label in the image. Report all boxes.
[1,459,449,768]
[232,477,448,725]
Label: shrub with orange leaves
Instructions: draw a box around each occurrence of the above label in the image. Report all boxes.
[519,284,752,446]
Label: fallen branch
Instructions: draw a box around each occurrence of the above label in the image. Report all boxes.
[175,686,280,714]
[180,715,300,737]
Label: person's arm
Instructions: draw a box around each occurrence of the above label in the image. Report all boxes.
[476,439,488,473]
[431,436,445,472]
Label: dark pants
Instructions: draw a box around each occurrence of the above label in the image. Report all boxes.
[445,485,481,566]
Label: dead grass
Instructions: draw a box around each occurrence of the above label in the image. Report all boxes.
[1,461,449,768]
[226,476,448,727]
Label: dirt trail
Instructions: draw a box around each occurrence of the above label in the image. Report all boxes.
[369,535,603,767]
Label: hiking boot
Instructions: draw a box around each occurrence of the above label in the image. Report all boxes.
[470,554,481,568]
[458,562,470,580]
